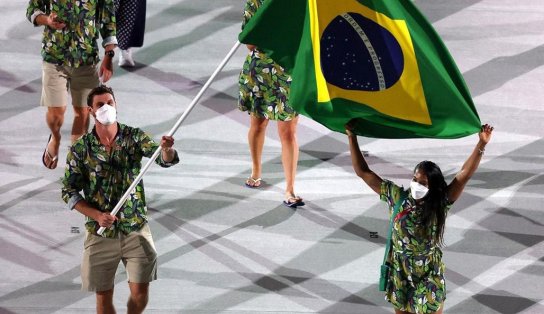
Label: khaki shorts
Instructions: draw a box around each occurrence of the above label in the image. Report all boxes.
[81,224,158,292]
[41,61,99,107]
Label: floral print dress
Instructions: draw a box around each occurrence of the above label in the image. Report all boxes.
[380,180,452,313]
[238,0,297,121]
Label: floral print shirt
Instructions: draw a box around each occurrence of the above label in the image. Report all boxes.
[382,181,447,254]
[62,123,179,238]
[26,0,117,67]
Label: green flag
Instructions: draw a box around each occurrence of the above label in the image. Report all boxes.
[238,0,481,138]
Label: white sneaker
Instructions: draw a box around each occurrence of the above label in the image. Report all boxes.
[119,49,135,67]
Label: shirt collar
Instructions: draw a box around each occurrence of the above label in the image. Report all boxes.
[90,123,122,147]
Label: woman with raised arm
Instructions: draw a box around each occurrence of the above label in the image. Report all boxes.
[346,123,494,314]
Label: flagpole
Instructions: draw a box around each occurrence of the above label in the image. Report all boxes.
[97,40,242,236]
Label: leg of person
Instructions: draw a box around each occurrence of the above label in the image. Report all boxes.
[96,288,116,314]
[117,0,133,66]
[277,116,303,207]
[246,115,269,188]
[44,107,66,168]
[119,48,135,67]
[132,0,147,48]
[81,232,122,314]
[118,0,146,67]
[122,224,157,314]
[127,282,149,314]
[71,105,90,143]
[69,64,99,142]
[71,106,90,143]
[41,62,69,169]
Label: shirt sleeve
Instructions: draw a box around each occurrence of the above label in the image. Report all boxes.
[100,0,118,46]
[159,149,180,167]
[379,179,404,209]
[61,143,87,211]
[26,0,47,25]
[137,129,180,168]
[241,0,259,30]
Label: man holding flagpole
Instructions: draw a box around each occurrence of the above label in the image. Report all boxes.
[62,85,179,314]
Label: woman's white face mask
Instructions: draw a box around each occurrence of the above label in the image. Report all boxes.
[410,181,429,200]
[95,104,117,126]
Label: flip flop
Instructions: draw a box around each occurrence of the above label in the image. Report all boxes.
[245,177,262,188]
[42,134,58,169]
[283,195,305,208]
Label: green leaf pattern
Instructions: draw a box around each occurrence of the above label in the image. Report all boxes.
[62,124,179,238]
[380,180,451,313]
[238,0,297,121]
[26,0,116,67]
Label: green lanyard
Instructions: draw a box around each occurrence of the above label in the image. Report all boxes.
[382,191,408,265]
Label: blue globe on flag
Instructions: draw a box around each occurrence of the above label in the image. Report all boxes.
[320,12,404,92]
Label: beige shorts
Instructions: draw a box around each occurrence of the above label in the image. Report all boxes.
[81,224,158,292]
[41,61,99,107]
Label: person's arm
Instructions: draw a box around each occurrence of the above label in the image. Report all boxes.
[241,0,257,52]
[160,136,177,163]
[100,44,116,82]
[62,144,117,228]
[34,13,66,29]
[98,0,117,82]
[346,125,383,194]
[137,129,179,167]
[27,0,65,29]
[447,124,494,202]
[73,200,117,228]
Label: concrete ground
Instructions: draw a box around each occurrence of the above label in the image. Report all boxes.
[0,0,543,313]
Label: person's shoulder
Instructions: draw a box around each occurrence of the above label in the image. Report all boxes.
[67,132,92,155]
[117,123,137,132]
[74,132,94,146]
[381,179,401,191]
[381,179,407,196]
[119,123,149,139]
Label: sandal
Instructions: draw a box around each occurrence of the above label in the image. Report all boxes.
[245,177,262,188]
[42,134,58,169]
[283,195,305,208]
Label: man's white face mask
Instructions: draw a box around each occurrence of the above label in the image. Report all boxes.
[410,181,429,200]
[95,104,117,126]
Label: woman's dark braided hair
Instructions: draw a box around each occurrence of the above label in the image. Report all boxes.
[414,161,448,247]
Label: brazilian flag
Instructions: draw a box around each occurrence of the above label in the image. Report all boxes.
[238,0,481,138]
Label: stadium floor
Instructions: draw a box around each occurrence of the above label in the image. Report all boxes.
[1,0,543,313]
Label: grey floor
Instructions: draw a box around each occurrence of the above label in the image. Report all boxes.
[1,0,543,313]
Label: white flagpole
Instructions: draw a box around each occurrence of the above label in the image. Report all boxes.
[97,40,242,236]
